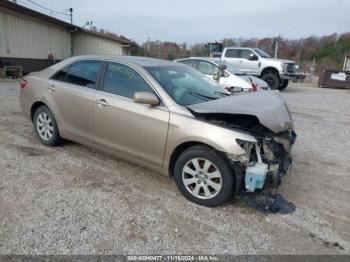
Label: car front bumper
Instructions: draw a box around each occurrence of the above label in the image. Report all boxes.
[232,129,297,195]
[280,73,296,80]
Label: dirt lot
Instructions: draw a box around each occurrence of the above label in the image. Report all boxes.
[0,81,349,255]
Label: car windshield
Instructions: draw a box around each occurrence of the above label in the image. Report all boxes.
[145,66,228,106]
[220,61,244,75]
[253,48,271,58]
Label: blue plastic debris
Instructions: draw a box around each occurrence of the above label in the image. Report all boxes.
[245,162,268,192]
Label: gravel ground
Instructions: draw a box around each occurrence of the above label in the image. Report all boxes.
[0,81,349,255]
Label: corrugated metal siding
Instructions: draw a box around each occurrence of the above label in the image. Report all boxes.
[0,10,8,56]
[73,32,124,56]
[0,7,70,60]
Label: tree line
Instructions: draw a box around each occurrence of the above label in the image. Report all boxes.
[130,33,350,74]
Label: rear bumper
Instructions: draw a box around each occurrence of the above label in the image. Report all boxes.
[19,89,32,121]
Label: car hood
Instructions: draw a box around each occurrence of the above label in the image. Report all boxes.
[224,74,253,90]
[188,90,293,133]
[239,75,269,89]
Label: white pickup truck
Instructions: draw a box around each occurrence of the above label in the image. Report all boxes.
[221,47,296,90]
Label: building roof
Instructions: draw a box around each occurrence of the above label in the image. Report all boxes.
[0,0,75,29]
[0,0,131,45]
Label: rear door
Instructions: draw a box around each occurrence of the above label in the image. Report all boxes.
[93,61,169,167]
[47,59,103,143]
[222,49,241,67]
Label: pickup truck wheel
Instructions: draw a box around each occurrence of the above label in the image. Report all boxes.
[174,145,234,207]
[278,80,289,90]
[262,73,280,90]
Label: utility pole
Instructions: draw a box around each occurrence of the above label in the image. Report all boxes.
[69,8,73,24]
[146,37,150,57]
[274,37,279,59]
[68,7,74,57]
[90,21,93,30]
[311,57,316,78]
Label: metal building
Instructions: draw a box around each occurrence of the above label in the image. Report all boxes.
[73,29,130,56]
[0,0,131,75]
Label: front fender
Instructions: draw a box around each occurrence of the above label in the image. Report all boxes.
[163,112,256,169]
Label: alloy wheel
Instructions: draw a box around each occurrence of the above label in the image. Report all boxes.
[182,158,222,199]
[36,112,54,141]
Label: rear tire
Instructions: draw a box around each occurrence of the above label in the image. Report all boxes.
[262,73,280,90]
[278,80,289,90]
[173,145,234,207]
[33,105,62,147]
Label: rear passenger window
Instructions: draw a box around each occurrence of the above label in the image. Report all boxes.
[66,60,102,88]
[225,49,240,58]
[101,62,154,99]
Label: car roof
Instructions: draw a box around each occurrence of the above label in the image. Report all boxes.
[66,55,183,67]
[176,57,242,70]
[224,47,253,50]
[176,57,220,64]
[119,56,183,67]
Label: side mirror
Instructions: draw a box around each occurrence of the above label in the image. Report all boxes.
[218,64,227,72]
[248,54,258,61]
[133,91,160,106]
[218,64,228,77]
[213,64,227,81]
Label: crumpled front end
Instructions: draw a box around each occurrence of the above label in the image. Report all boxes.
[231,129,297,194]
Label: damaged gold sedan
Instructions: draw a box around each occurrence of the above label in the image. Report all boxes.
[19,56,296,208]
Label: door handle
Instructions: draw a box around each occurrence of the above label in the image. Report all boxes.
[48,84,55,91]
[96,98,109,107]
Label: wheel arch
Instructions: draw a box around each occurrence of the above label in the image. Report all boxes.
[260,67,279,77]
[168,141,227,177]
[30,101,49,122]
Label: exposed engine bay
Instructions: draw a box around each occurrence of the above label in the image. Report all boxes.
[201,115,296,191]
[187,90,297,212]
[196,113,297,213]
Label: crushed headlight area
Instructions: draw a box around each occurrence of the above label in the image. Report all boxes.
[232,130,297,214]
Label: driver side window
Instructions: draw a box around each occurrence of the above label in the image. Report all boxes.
[197,61,217,75]
[240,50,254,60]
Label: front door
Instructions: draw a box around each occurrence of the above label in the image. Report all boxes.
[197,60,217,77]
[94,61,169,167]
[239,49,260,75]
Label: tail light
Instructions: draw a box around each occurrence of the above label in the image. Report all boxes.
[20,79,28,89]
[251,84,257,92]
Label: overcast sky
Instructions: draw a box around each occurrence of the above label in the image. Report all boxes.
[20,0,350,44]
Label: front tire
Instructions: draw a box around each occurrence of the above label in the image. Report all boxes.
[278,80,289,91]
[262,73,280,90]
[174,145,234,207]
[33,105,62,147]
